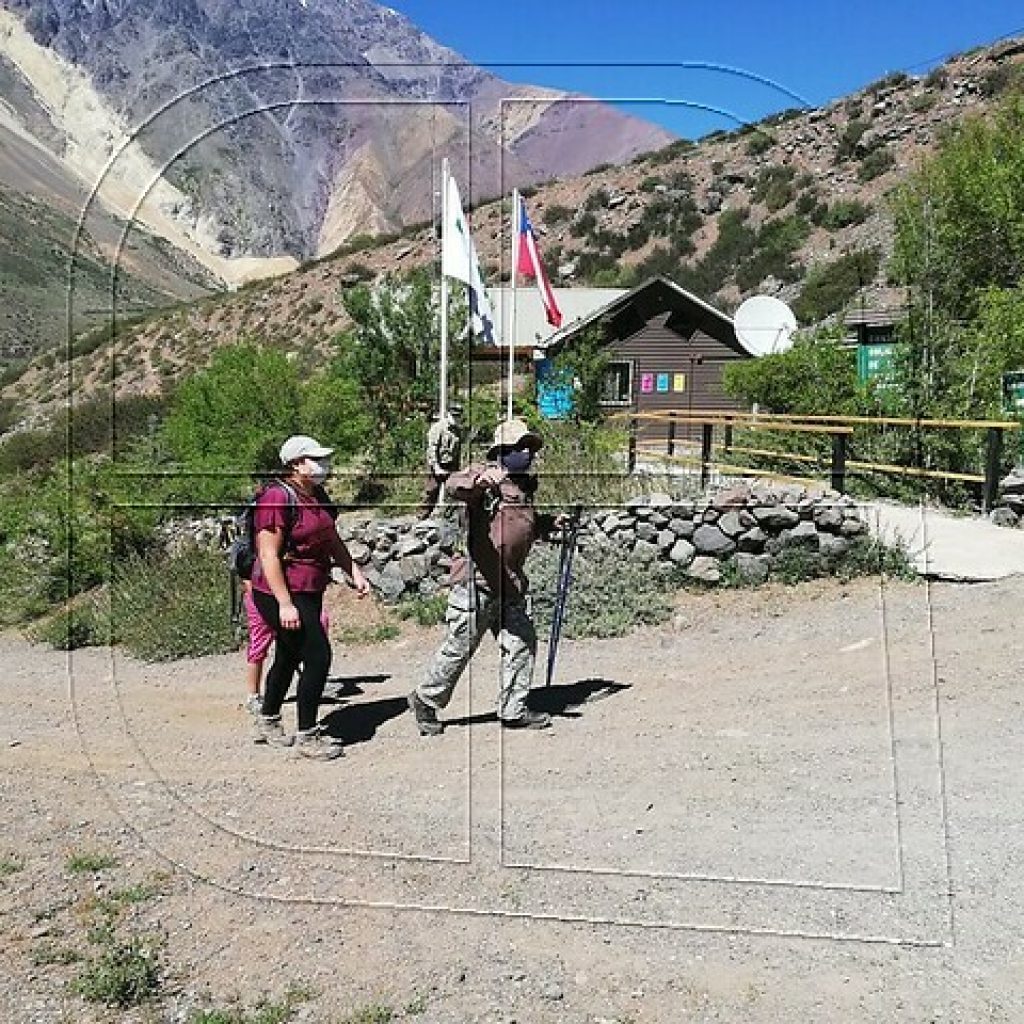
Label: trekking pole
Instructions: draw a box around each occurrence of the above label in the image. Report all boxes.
[545,505,583,687]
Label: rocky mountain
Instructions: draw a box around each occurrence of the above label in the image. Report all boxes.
[0,0,672,288]
[6,36,1024,428]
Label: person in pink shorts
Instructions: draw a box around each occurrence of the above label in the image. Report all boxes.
[242,579,329,715]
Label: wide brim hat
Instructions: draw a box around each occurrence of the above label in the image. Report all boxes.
[486,417,543,459]
[279,434,334,465]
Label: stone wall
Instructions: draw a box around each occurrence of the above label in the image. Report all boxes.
[159,482,872,600]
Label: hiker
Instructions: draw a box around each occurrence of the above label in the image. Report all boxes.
[251,434,370,760]
[240,577,329,715]
[408,417,565,735]
[419,403,463,518]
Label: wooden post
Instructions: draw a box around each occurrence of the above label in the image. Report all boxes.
[983,427,1003,513]
[831,433,848,494]
[667,413,677,457]
[627,416,637,473]
[700,422,713,489]
[723,424,733,455]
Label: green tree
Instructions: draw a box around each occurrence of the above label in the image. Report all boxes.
[891,94,1024,322]
[162,346,302,475]
[545,322,611,424]
[338,269,465,469]
[722,328,861,415]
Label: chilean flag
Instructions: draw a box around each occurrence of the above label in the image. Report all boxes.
[516,194,563,328]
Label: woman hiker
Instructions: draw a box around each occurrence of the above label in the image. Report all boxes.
[251,434,370,760]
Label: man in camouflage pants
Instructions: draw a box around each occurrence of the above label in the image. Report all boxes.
[409,418,562,734]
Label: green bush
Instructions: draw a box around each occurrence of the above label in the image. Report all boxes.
[113,546,237,661]
[30,593,111,650]
[530,540,682,640]
[835,119,872,161]
[746,131,775,156]
[817,199,871,231]
[74,936,160,1008]
[397,594,447,626]
[793,248,881,323]
[858,147,896,182]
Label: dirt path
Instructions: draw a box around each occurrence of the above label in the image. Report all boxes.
[1,576,1023,1023]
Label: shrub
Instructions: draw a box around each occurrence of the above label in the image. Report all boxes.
[530,542,674,639]
[793,248,882,323]
[818,199,871,230]
[74,936,160,1008]
[746,131,775,156]
[924,66,949,90]
[113,546,238,661]
[858,147,896,182]
[397,594,447,626]
[835,119,872,161]
[543,203,573,224]
[31,593,111,650]
[66,851,118,874]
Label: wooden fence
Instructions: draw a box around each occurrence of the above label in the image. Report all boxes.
[612,410,1021,511]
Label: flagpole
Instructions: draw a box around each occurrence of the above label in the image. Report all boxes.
[439,157,449,423]
[507,188,519,422]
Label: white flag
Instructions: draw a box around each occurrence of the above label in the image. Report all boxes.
[442,173,496,344]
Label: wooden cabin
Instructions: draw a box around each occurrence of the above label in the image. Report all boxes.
[539,277,753,442]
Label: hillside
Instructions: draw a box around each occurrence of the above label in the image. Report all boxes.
[0,0,671,274]
[6,36,1024,427]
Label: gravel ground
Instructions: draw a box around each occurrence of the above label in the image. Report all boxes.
[1,575,1022,1023]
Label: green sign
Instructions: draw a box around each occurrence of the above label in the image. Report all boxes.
[857,342,896,384]
[1002,370,1024,413]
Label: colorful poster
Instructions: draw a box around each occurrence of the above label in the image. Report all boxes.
[673,373,686,392]
[656,373,670,393]
[640,372,654,393]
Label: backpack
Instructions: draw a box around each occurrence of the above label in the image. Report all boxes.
[224,481,299,581]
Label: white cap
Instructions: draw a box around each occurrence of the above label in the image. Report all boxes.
[279,434,334,465]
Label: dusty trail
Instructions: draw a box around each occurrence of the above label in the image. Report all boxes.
[1,576,1022,1022]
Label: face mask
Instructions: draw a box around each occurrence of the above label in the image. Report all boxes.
[500,449,534,474]
[303,457,331,484]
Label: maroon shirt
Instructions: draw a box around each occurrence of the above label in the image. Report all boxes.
[251,483,337,595]
[447,464,554,598]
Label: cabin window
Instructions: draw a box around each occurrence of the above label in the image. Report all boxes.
[601,361,633,405]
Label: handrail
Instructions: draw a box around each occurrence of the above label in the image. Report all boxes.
[616,408,1022,431]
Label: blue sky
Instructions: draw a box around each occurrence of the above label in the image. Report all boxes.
[386,0,1024,137]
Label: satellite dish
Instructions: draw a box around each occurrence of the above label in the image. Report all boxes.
[734,296,798,357]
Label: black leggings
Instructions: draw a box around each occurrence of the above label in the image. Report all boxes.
[252,589,331,732]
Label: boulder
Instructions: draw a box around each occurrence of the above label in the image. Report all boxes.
[692,524,737,557]
[717,510,745,538]
[813,506,845,532]
[635,522,658,542]
[819,534,852,558]
[687,556,722,583]
[398,535,427,557]
[1000,468,1024,496]
[668,517,695,539]
[990,507,1019,528]
[632,539,660,564]
[657,529,676,552]
[737,527,767,553]
[752,506,800,530]
[400,554,429,584]
[668,539,696,566]
[784,521,820,549]
[346,540,372,565]
[839,516,868,537]
[734,553,770,584]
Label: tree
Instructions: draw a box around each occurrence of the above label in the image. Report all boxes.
[545,322,611,424]
[891,94,1024,322]
[722,327,862,415]
[162,346,302,479]
[338,269,466,469]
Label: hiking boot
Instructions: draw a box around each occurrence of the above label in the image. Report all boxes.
[408,691,443,736]
[294,728,344,761]
[500,710,552,731]
[254,714,293,747]
[244,694,263,716]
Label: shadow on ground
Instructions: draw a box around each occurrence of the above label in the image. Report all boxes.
[442,677,630,729]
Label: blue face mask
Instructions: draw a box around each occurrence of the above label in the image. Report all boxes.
[500,448,534,474]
